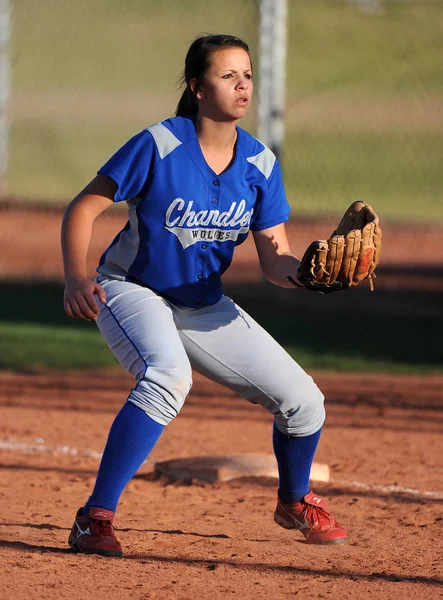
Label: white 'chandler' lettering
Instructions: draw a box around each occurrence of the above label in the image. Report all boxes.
[165,198,253,229]
[164,198,253,249]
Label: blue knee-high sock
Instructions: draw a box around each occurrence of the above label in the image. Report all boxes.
[272,423,322,505]
[84,402,164,514]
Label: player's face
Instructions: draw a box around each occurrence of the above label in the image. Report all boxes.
[195,48,253,122]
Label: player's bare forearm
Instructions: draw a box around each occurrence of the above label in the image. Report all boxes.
[61,176,116,320]
[260,252,302,288]
[61,200,96,281]
[61,176,116,281]
[253,224,302,289]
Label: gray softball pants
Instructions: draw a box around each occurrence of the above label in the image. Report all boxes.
[95,276,325,436]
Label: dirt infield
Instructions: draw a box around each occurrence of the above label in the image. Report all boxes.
[0,369,442,600]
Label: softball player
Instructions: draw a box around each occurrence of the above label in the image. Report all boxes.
[61,34,347,557]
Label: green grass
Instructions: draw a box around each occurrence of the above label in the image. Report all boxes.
[0,281,118,369]
[7,0,443,222]
[0,322,118,370]
[11,0,258,93]
[254,312,443,375]
[12,0,442,95]
[1,282,442,374]
[1,311,441,374]
[289,1,443,96]
[9,121,140,201]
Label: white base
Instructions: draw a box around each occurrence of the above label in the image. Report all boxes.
[154,454,330,484]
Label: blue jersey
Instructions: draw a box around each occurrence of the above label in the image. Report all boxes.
[97,115,290,308]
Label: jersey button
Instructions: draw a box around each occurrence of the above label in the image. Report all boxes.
[213,179,220,186]
[202,243,207,249]
[212,198,218,204]
[197,273,203,280]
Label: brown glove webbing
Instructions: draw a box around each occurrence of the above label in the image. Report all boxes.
[294,201,382,294]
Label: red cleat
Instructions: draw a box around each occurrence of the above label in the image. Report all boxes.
[274,490,348,545]
[68,507,123,557]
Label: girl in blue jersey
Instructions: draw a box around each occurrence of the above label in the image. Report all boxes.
[61,34,347,557]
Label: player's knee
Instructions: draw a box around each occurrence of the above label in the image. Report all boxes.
[128,361,193,425]
[275,382,325,437]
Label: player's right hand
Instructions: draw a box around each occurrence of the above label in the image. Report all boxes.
[64,277,107,321]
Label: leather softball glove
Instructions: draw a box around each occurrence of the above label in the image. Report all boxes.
[288,201,382,295]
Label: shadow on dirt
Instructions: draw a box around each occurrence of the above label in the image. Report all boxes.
[0,538,442,586]
[0,521,69,531]
[217,478,443,505]
[0,539,72,554]
[0,462,98,476]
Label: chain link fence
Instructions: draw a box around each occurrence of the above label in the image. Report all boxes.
[7,0,258,201]
[284,0,443,223]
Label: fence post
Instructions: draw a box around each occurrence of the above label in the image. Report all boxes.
[0,0,9,198]
[258,0,287,164]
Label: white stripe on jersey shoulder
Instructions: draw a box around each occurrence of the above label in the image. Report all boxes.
[146,122,182,160]
[246,144,276,180]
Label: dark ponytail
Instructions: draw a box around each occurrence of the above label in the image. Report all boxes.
[176,86,199,118]
[176,33,251,117]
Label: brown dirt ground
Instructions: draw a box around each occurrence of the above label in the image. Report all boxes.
[0,370,442,600]
[0,204,443,599]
